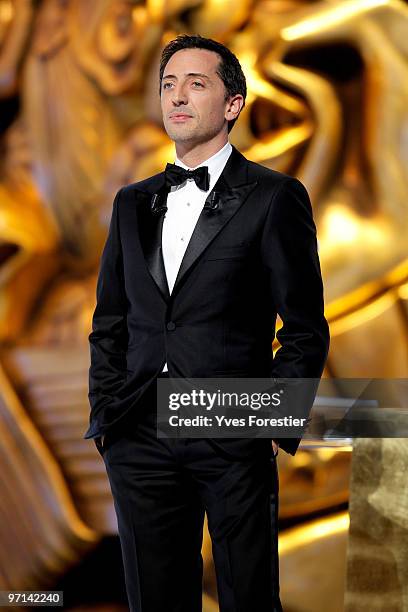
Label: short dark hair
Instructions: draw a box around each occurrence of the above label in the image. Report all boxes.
[159,34,247,134]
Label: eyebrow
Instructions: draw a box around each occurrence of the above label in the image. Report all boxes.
[162,72,211,81]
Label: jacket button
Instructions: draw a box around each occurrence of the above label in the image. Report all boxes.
[166,321,176,331]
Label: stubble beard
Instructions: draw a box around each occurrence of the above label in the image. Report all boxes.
[165,118,199,144]
[167,123,224,148]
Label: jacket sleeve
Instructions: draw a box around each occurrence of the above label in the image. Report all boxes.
[261,177,330,454]
[86,188,129,436]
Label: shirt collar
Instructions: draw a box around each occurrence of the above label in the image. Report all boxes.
[173,141,232,191]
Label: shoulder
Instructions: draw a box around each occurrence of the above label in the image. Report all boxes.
[110,174,164,220]
[244,158,310,212]
[117,172,164,200]
[246,158,306,194]
[247,159,292,183]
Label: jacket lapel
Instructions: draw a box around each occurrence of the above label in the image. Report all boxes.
[172,175,258,296]
[136,144,258,302]
[136,184,171,302]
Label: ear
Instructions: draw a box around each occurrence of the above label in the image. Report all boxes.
[225,94,244,121]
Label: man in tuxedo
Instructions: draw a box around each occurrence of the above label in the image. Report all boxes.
[85,34,330,612]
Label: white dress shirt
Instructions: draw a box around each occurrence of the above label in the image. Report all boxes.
[161,140,233,372]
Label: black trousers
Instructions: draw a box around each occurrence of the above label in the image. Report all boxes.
[100,374,282,612]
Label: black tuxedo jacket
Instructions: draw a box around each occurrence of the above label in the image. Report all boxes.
[84,144,330,455]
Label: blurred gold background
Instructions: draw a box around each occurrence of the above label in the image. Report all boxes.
[0,0,407,610]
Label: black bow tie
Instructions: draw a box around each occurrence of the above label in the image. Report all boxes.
[165,162,210,191]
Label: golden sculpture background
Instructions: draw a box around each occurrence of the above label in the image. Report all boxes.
[0,0,407,610]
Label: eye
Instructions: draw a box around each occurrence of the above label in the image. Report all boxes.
[192,81,204,87]
[162,82,172,89]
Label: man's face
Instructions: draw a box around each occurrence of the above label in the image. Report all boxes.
[161,48,236,145]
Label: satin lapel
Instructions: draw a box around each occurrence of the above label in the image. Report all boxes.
[171,147,258,296]
[136,186,171,302]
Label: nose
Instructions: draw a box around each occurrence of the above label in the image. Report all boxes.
[171,83,188,106]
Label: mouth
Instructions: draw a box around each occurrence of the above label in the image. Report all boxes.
[170,114,192,121]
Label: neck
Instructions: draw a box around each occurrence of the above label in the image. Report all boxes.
[175,135,228,168]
